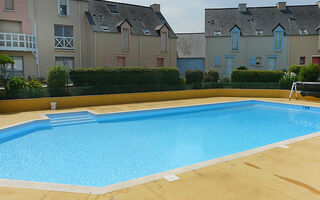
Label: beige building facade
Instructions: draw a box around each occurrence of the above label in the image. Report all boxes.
[205,2,320,77]
[0,0,177,78]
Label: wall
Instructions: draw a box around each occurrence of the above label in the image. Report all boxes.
[36,0,88,77]
[177,33,205,58]
[94,32,177,68]
[206,36,289,77]
[177,58,205,76]
[289,35,320,66]
[0,0,31,34]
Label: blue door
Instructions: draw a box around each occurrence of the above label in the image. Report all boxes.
[177,58,205,77]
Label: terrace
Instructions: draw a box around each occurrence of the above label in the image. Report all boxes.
[0,32,36,53]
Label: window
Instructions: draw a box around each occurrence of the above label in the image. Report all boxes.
[214,31,221,37]
[156,58,164,67]
[100,25,109,32]
[250,57,262,66]
[230,26,240,51]
[268,57,276,70]
[117,56,126,67]
[299,57,306,65]
[256,30,263,36]
[214,56,220,65]
[10,56,23,77]
[5,0,14,10]
[299,29,308,35]
[256,57,261,65]
[107,4,119,14]
[55,57,74,69]
[58,0,69,16]
[273,26,284,51]
[143,29,151,35]
[54,25,74,49]
[161,31,168,51]
[121,28,129,50]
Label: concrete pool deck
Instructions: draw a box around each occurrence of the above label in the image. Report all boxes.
[0,97,320,199]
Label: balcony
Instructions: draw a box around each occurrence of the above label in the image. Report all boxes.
[55,36,74,50]
[0,32,36,52]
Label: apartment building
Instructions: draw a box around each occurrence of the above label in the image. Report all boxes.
[205,2,320,77]
[0,0,177,78]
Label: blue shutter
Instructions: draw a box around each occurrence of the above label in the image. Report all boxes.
[250,57,256,66]
[214,56,220,65]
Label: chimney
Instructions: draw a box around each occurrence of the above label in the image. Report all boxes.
[317,1,320,8]
[277,2,287,11]
[150,4,160,12]
[238,3,247,12]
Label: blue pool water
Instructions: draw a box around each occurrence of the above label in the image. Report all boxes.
[0,100,319,187]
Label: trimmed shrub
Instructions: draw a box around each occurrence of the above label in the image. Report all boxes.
[47,66,67,88]
[280,72,298,89]
[185,70,204,84]
[8,78,27,90]
[70,67,180,86]
[298,63,320,82]
[231,70,284,82]
[237,66,248,70]
[204,69,219,82]
[220,77,230,83]
[288,65,305,75]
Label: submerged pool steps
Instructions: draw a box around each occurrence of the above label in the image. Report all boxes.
[47,112,96,127]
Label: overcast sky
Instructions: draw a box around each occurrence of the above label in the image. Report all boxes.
[110,0,317,33]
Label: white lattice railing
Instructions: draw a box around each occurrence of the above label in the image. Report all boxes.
[0,32,36,52]
[55,36,74,49]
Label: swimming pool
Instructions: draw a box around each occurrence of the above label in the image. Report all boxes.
[0,100,319,188]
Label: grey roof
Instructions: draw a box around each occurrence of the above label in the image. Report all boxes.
[177,33,205,58]
[205,5,320,37]
[87,0,176,38]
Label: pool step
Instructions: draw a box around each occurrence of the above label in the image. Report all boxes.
[48,113,96,127]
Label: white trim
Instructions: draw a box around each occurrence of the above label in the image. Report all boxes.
[57,0,70,16]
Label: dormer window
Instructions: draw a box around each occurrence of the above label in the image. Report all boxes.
[299,28,308,35]
[161,31,168,51]
[214,31,221,36]
[230,26,240,51]
[121,28,129,50]
[273,25,284,51]
[101,25,109,32]
[107,4,119,14]
[143,29,151,35]
[256,30,263,36]
[58,0,69,16]
[5,0,14,10]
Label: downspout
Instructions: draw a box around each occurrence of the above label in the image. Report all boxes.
[78,1,82,68]
[94,32,96,67]
[245,36,248,67]
[34,0,40,77]
[169,38,172,67]
[287,35,290,68]
[139,35,141,67]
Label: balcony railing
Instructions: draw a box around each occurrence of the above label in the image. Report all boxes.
[55,36,74,50]
[0,32,36,52]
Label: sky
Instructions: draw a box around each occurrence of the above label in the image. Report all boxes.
[109,0,317,33]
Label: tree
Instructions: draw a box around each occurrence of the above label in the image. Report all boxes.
[0,54,15,91]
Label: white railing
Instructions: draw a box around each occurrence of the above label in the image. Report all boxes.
[55,36,74,49]
[0,32,36,52]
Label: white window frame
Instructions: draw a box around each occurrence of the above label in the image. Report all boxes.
[57,0,70,16]
[214,31,221,37]
[161,31,168,52]
[55,57,74,69]
[256,30,263,36]
[5,0,14,11]
[121,28,129,50]
[299,29,308,35]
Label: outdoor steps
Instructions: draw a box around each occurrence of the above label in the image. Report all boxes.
[48,113,96,127]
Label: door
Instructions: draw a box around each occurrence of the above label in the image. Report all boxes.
[156,58,164,67]
[268,57,276,70]
[312,57,320,66]
[117,56,126,67]
[226,57,234,77]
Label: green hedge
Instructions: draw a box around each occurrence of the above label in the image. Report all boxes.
[204,69,219,82]
[288,65,305,74]
[231,70,284,82]
[69,67,180,86]
[185,70,204,84]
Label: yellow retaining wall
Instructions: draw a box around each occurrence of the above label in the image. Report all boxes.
[0,89,317,113]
